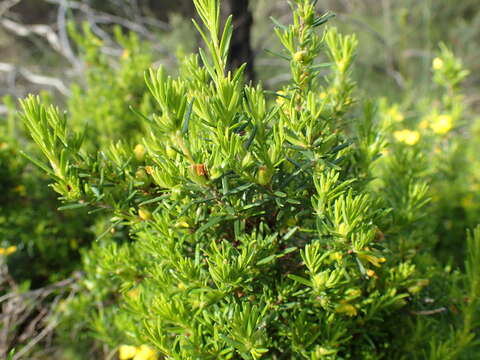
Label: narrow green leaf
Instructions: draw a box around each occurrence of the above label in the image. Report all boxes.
[256,254,277,265]
[182,98,195,135]
[244,125,257,150]
[20,151,54,176]
[313,13,336,27]
[270,16,287,30]
[58,202,89,211]
[264,48,290,61]
[288,274,312,287]
[129,105,153,124]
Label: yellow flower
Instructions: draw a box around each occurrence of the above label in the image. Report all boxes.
[0,246,17,256]
[134,345,157,360]
[119,345,138,360]
[335,303,357,316]
[366,269,376,277]
[387,105,404,123]
[394,129,420,145]
[418,119,430,130]
[431,114,453,134]
[122,49,131,59]
[432,57,444,70]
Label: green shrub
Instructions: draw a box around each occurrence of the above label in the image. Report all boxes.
[19,0,480,358]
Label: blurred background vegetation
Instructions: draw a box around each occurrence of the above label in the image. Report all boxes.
[0,0,479,358]
[2,1,479,107]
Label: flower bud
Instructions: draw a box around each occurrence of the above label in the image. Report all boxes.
[293,50,308,63]
[134,144,146,162]
[188,164,208,185]
[209,167,222,180]
[193,164,207,177]
[138,208,152,221]
[135,168,151,187]
[257,166,273,186]
[174,219,190,229]
[286,217,297,227]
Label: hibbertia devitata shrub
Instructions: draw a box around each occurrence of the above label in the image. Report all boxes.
[19,0,480,359]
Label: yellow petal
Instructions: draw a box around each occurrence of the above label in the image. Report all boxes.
[119,345,138,360]
[431,114,453,134]
[394,129,420,145]
[0,246,17,256]
[432,57,444,70]
[133,345,157,360]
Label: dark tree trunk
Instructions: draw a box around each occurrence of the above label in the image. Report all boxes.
[222,0,255,82]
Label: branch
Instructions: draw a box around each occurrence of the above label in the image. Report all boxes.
[56,0,81,68]
[45,0,170,34]
[0,272,81,304]
[0,62,70,95]
[0,0,21,18]
[411,307,448,316]
[0,18,63,54]
[12,317,59,360]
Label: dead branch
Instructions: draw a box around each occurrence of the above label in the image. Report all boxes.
[56,0,82,69]
[0,62,70,95]
[12,318,59,360]
[0,18,63,54]
[45,0,170,35]
[0,264,82,358]
[411,307,448,316]
[0,0,21,18]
